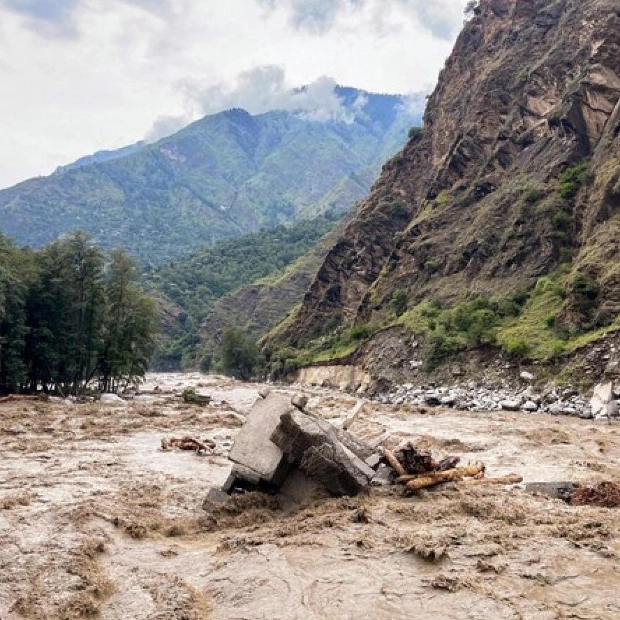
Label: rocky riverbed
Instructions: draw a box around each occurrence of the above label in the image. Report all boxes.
[2,372,620,619]
[373,372,618,419]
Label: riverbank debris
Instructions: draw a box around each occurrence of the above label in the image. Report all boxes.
[181,388,211,406]
[571,481,620,507]
[221,391,521,499]
[161,436,215,455]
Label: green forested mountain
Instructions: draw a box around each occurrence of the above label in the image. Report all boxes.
[147,215,338,370]
[0,87,422,265]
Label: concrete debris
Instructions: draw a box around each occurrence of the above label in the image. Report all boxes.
[258,387,271,399]
[223,391,377,497]
[271,409,374,496]
[222,391,520,499]
[228,392,293,488]
[291,393,309,411]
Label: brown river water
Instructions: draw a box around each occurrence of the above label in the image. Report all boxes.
[1,372,619,619]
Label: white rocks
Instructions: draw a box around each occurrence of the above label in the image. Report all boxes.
[500,399,522,411]
[521,401,539,412]
[520,371,535,382]
[374,379,593,418]
[590,382,613,418]
[548,402,564,415]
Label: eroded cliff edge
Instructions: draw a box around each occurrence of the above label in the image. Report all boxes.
[265,0,620,382]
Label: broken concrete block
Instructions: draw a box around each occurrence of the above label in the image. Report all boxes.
[371,463,396,486]
[271,410,374,496]
[342,400,364,430]
[291,393,309,411]
[365,453,382,470]
[334,427,374,461]
[228,392,293,487]
[278,468,327,507]
[202,488,230,510]
[221,464,261,494]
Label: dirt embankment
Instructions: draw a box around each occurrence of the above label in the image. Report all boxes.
[1,373,620,619]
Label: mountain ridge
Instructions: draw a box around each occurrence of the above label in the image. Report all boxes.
[0,87,422,265]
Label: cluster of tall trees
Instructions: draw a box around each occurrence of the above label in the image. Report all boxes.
[0,231,158,395]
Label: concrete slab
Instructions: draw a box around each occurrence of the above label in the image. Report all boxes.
[228,391,293,486]
[271,410,374,496]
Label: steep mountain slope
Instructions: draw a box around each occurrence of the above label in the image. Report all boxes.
[198,221,344,351]
[268,0,620,373]
[146,216,338,369]
[0,88,421,264]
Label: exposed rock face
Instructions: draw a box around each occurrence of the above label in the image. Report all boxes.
[271,0,620,351]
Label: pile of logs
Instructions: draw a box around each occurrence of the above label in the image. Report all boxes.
[381,442,522,491]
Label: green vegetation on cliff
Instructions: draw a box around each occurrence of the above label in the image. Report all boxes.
[264,0,620,380]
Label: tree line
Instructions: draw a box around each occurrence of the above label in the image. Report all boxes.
[0,231,158,395]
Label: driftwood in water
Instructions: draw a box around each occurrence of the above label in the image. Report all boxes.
[0,394,49,404]
[161,436,215,455]
[464,474,523,486]
[381,447,407,477]
[405,464,485,491]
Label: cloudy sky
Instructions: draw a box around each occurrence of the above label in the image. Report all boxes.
[0,0,469,188]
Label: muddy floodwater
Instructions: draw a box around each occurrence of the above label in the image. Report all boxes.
[1,373,620,619]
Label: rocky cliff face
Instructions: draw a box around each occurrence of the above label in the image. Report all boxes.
[271,0,620,358]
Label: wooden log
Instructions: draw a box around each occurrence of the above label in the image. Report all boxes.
[464,474,523,486]
[382,447,407,478]
[369,431,391,449]
[342,400,365,430]
[0,394,49,404]
[405,464,485,491]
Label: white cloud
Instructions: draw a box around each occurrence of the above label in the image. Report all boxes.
[0,0,469,188]
[181,67,353,121]
[258,0,467,40]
